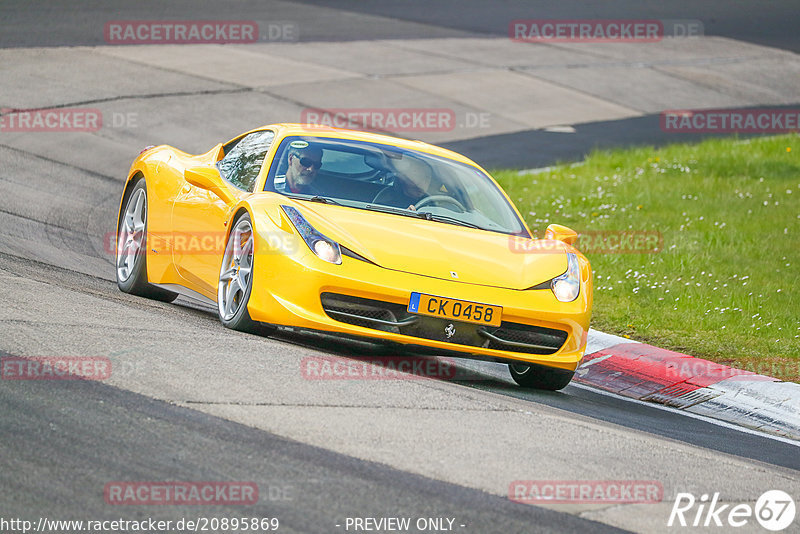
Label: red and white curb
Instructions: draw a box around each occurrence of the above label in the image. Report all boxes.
[577,330,800,440]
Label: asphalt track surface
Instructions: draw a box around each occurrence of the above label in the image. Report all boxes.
[1,2,800,533]
[2,376,627,533]
[2,0,799,169]
[2,0,799,51]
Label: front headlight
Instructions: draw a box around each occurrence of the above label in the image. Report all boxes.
[551,253,580,302]
[281,205,342,265]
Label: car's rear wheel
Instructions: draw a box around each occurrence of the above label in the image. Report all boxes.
[217,213,270,334]
[508,363,574,390]
[116,178,178,302]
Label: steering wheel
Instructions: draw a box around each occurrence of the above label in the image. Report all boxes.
[414,195,467,213]
[371,186,394,204]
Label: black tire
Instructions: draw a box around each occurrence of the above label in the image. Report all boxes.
[509,363,574,390]
[115,178,178,302]
[217,212,273,335]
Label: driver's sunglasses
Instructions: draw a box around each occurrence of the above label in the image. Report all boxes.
[294,154,321,169]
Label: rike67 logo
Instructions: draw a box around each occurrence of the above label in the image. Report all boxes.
[669,490,796,531]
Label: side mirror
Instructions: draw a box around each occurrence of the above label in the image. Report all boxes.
[184,166,237,205]
[544,223,578,245]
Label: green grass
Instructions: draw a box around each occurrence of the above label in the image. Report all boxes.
[493,134,800,382]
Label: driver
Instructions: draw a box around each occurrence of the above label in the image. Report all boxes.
[380,156,434,211]
[280,141,323,195]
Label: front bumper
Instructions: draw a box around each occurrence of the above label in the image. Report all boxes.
[247,245,591,371]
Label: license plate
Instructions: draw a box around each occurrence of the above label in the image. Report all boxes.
[407,292,502,327]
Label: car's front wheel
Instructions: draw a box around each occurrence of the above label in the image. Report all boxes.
[217,213,271,334]
[508,363,574,390]
[116,178,178,302]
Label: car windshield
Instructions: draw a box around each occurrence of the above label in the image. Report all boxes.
[264,136,529,237]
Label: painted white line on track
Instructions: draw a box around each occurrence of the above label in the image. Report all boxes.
[569,382,800,448]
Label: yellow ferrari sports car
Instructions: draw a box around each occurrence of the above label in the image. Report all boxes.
[116,124,592,390]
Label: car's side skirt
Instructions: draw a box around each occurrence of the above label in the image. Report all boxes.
[153,283,216,307]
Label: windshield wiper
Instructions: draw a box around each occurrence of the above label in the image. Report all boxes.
[425,213,481,229]
[363,204,480,228]
[364,204,432,220]
[282,193,343,205]
[308,195,341,205]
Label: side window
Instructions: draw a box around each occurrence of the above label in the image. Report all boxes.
[217,130,274,192]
